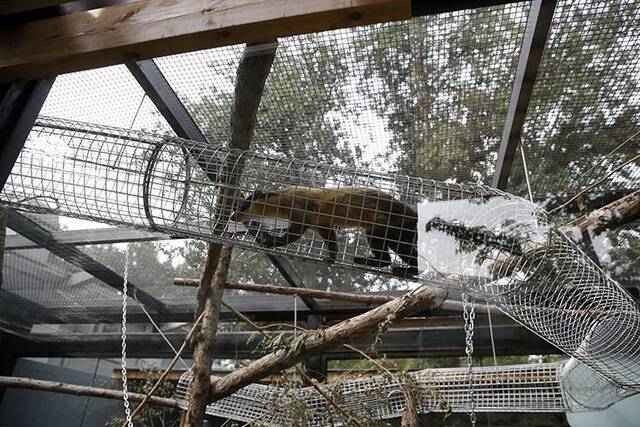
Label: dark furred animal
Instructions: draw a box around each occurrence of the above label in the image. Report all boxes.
[231,186,419,277]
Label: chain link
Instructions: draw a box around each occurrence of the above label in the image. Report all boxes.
[121,244,133,427]
[462,293,477,426]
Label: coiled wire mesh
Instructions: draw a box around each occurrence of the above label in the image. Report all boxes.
[1,117,639,390]
[173,360,634,425]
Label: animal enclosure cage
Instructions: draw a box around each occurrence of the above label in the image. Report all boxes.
[2,116,639,392]
[174,360,636,425]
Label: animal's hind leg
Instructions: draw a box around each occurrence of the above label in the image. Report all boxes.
[354,229,392,268]
[316,226,338,264]
[390,225,419,278]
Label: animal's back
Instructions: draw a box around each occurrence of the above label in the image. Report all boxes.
[280,186,414,229]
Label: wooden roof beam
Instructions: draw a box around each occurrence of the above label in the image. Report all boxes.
[0,0,411,83]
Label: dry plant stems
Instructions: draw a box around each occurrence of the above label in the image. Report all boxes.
[123,310,207,427]
[221,299,367,427]
[550,152,640,214]
[0,375,179,408]
[208,285,444,402]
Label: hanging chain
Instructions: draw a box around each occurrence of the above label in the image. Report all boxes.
[462,293,477,427]
[121,244,133,427]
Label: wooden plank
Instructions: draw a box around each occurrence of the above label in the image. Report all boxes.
[0,0,411,82]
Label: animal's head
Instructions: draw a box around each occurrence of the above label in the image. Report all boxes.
[230,190,278,223]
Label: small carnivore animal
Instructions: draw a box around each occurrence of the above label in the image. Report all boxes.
[230,186,419,277]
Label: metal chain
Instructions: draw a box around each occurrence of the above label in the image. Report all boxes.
[121,244,133,427]
[462,293,477,427]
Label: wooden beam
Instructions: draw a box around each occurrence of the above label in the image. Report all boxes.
[0,0,411,83]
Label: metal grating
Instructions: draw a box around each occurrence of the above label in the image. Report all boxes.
[174,360,634,425]
[509,0,640,197]
[155,3,531,180]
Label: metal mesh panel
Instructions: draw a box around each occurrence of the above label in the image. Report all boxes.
[510,0,640,197]
[1,117,638,389]
[156,3,530,180]
[173,362,590,425]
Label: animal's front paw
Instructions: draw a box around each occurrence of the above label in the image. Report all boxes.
[256,231,275,247]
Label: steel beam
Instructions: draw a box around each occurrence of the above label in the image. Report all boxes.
[0,79,55,191]
[6,210,169,316]
[491,0,557,189]
[4,228,169,250]
[268,255,319,310]
[9,325,559,359]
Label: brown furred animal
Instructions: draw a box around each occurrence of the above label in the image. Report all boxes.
[231,186,419,277]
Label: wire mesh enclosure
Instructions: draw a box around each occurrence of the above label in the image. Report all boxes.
[174,360,634,425]
[2,117,639,390]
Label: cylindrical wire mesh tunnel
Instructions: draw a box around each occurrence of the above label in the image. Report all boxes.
[2,116,639,389]
[173,361,635,425]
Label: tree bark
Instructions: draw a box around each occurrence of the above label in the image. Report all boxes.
[176,278,396,305]
[560,188,640,237]
[208,285,448,401]
[400,384,420,427]
[0,375,179,408]
[186,41,277,427]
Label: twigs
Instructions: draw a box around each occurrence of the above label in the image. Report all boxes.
[550,152,640,215]
[122,310,206,427]
[221,299,367,427]
[208,285,445,402]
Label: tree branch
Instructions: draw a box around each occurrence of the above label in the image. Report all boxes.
[176,278,396,305]
[187,41,277,427]
[560,188,640,238]
[0,375,179,408]
[207,284,448,402]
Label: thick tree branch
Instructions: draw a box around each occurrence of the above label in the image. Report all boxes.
[560,188,640,238]
[0,375,179,408]
[207,284,448,402]
[187,41,277,427]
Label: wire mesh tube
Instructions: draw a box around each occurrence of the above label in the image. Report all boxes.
[172,361,635,425]
[2,116,639,389]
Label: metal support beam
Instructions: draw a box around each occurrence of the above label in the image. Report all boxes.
[491,0,557,189]
[0,332,18,404]
[268,255,319,310]
[0,78,55,191]
[126,60,207,142]
[6,210,169,316]
[4,227,169,250]
[10,325,559,359]
[127,59,318,310]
